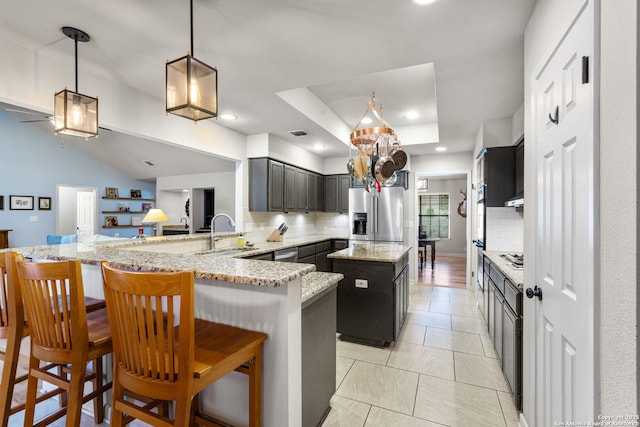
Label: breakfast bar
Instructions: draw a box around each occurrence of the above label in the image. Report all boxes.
[11,235,343,427]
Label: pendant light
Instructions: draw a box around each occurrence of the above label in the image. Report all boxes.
[54,27,98,139]
[166,0,218,122]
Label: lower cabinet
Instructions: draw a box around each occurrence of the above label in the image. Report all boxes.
[302,287,336,427]
[333,254,409,346]
[493,287,504,363]
[484,258,523,410]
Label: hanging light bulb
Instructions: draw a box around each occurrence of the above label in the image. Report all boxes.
[53,27,98,139]
[166,0,218,122]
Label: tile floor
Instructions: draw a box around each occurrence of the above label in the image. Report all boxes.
[322,284,520,427]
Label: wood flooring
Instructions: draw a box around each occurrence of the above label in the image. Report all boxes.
[418,254,467,288]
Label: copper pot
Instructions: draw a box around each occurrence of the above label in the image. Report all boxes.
[389,143,407,170]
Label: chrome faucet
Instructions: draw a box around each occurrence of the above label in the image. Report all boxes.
[210,213,236,251]
[180,217,188,229]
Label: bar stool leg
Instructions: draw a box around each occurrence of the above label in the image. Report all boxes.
[248,348,262,427]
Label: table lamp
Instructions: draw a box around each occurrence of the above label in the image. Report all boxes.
[141,208,170,237]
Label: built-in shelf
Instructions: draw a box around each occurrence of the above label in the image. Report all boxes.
[102,225,150,229]
[101,211,147,214]
[102,197,155,201]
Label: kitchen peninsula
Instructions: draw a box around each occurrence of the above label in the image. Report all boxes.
[329,243,411,347]
[10,234,344,427]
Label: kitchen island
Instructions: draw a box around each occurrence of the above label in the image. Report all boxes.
[329,243,412,347]
[9,234,344,427]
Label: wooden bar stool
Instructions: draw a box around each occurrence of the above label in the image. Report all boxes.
[16,258,112,426]
[101,261,268,427]
[0,252,108,425]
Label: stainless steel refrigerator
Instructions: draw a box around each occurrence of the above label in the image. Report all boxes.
[349,187,404,243]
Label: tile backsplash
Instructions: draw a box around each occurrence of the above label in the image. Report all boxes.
[486,207,523,252]
[242,209,349,243]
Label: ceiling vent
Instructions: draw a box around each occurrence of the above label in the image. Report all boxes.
[143,160,155,166]
[289,129,311,137]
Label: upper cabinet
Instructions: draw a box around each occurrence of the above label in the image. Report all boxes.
[325,174,350,214]
[249,157,329,213]
[477,147,516,207]
[514,141,524,196]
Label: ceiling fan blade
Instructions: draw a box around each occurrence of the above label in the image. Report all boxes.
[5,108,46,116]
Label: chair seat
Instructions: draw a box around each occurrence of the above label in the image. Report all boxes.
[192,319,267,381]
[86,308,112,348]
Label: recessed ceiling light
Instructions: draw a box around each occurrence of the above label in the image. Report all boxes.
[182,189,189,192]
[361,117,373,125]
[312,143,326,150]
[413,0,437,5]
[405,111,419,120]
[435,146,447,152]
[220,114,237,120]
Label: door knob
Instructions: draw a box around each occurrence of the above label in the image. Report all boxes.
[526,286,543,301]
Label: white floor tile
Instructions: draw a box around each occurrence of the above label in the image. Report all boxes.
[321,395,370,427]
[336,356,355,389]
[336,340,391,366]
[396,323,426,346]
[365,406,446,427]
[387,341,455,380]
[336,361,419,415]
[451,315,488,334]
[405,310,451,330]
[414,375,506,427]
[498,391,520,427]
[454,352,510,392]
[424,327,485,356]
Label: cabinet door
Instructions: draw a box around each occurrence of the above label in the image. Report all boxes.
[298,254,316,265]
[515,141,524,195]
[269,160,284,212]
[284,165,297,212]
[394,273,402,340]
[493,289,504,363]
[488,280,495,340]
[315,251,327,272]
[338,175,350,214]
[307,173,316,211]
[503,305,518,397]
[315,174,325,211]
[325,175,338,212]
[296,169,307,212]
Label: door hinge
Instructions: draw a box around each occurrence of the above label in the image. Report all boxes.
[582,56,589,84]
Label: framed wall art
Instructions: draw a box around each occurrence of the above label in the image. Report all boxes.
[39,197,52,210]
[105,187,119,198]
[10,195,34,210]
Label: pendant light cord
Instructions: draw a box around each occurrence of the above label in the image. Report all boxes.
[190,0,194,56]
[74,33,79,92]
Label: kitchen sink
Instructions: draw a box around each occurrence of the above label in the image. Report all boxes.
[194,247,256,257]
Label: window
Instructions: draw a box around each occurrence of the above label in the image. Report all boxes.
[418,194,449,239]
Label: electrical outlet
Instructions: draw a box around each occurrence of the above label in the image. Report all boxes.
[29,216,37,222]
[355,279,368,289]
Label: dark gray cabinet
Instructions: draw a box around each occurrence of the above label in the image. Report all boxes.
[246,252,274,261]
[477,147,516,207]
[325,174,350,214]
[483,257,523,410]
[284,165,297,212]
[333,253,409,346]
[249,158,284,212]
[515,141,524,196]
[249,158,326,213]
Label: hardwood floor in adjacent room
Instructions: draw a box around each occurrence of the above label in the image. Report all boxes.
[418,254,467,288]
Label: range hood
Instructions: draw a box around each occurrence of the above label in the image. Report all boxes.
[505,193,524,208]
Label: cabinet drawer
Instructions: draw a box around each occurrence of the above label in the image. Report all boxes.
[490,264,506,294]
[298,244,316,258]
[504,279,522,315]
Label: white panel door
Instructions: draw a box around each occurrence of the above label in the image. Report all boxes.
[76,189,97,238]
[532,1,595,424]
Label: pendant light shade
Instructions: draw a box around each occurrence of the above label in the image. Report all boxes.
[54,27,98,139]
[166,0,218,122]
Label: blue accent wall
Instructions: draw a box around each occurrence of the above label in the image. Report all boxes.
[0,109,156,247]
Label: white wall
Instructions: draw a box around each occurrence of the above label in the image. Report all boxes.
[524,0,639,420]
[599,0,638,415]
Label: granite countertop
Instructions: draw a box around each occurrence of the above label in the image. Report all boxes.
[301,272,343,305]
[328,242,412,263]
[484,251,524,289]
[11,234,349,289]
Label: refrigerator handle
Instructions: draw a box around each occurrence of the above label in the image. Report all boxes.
[374,197,378,234]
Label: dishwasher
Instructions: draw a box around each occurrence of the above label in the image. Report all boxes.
[274,247,298,263]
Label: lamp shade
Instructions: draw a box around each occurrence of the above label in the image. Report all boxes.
[166,55,217,122]
[54,89,99,138]
[142,209,170,224]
